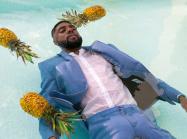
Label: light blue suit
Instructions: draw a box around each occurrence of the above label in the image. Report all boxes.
[38,40,183,139]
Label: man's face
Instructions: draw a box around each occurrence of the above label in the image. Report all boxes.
[53,22,82,49]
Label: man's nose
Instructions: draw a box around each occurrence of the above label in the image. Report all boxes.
[67,28,74,33]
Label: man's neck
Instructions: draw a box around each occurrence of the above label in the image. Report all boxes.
[64,47,81,55]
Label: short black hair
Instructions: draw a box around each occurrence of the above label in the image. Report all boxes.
[51,20,72,37]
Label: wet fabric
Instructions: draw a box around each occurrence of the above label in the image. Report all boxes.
[87,104,176,139]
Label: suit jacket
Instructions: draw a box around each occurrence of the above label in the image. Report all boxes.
[38,40,183,139]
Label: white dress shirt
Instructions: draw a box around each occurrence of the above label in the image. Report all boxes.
[69,48,137,118]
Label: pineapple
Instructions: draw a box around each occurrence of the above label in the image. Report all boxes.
[59,5,106,27]
[83,5,106,21]
[0,28,39,64]
[20,92,81,138]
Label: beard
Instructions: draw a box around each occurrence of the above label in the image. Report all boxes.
[58,35,83,50]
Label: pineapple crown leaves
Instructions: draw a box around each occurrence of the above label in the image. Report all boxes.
[58,9,79,20]
[57,9,89,28]
[57,5,106,28]
[8,40,39,64]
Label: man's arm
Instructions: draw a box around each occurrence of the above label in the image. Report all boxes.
[156,78,186,105]
[38,63,60,139]
[107,42,187,108]
[38,62,75,139]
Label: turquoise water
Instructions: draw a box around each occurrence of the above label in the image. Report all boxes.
[0,0,187,139]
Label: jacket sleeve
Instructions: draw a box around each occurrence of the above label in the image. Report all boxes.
[107,43,185,105]
[133,60,185,105]
[38,62,75,139]
[156,79,184,104]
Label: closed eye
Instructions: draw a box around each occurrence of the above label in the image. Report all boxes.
[59,28,65,33]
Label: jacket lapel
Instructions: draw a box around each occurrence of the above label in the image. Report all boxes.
[55,50,88,104]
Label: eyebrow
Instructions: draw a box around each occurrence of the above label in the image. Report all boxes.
[57,26,65,31]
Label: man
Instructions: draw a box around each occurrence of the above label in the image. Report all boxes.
[38,20,187,139]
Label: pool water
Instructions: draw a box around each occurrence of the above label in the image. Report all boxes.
[0,0,187,139]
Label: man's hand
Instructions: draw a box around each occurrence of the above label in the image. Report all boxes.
[179,95,187,112]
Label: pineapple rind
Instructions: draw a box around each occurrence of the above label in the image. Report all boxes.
[83,5,106,21]
[0,28,18,48]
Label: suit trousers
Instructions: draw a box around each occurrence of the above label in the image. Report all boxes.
[86,104,176,139]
